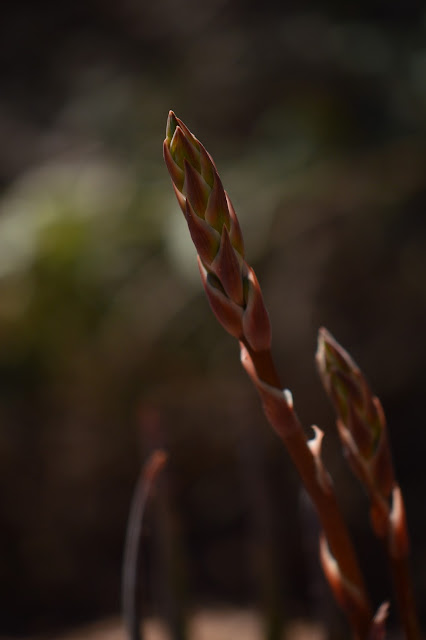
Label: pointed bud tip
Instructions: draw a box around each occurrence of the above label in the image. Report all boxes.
[319,326,332,338]
[317,327,359,379]
[171,124,184,145]
[166,110,179,140]
[170,127,200,171]
[316,327,335,374]
[318,327,340,354]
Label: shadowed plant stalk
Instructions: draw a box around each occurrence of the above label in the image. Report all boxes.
[122,450,168,640]
[163,111,376,638]
[316,328,421,640]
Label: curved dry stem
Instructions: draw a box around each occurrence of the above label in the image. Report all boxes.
[122,450,168,640]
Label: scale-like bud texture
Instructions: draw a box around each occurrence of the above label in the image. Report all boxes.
[316,328,395,537]
[164,111,271,352]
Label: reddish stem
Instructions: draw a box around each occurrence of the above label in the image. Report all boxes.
[389,551,421,640]
[243,343,372,639]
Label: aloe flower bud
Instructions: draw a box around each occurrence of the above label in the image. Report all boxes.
[317,329,422,639]
[164,111,271,352]
[316,328,395,536]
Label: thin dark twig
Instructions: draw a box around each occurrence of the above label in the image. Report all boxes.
[122,450,168,640]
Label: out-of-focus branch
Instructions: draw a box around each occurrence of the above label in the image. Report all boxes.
[122,450,168,640]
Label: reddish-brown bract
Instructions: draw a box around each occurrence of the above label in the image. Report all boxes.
[164,111,270,353]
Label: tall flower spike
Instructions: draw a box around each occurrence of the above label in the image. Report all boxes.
[164,113,376,638]
[164,111,270,352]
[316,328,421,640]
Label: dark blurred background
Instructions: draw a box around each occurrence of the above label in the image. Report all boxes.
[0,0,425,637]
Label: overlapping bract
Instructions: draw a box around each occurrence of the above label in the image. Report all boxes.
[316,328,397,539]
[164,111,271,352]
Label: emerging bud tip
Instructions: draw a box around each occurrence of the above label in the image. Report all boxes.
[166,110,179,141]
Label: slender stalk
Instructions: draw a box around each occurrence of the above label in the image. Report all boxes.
[389,554,421,640]
[385,485,420,640]
[242,344,281,388]
[243,342,372,639]
[122,450,167,640]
